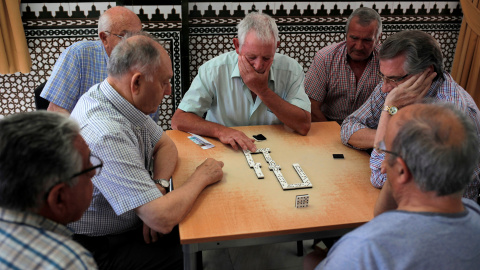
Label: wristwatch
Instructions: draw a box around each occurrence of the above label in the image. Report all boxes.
[383,105,398,116]
[153,179,170,189]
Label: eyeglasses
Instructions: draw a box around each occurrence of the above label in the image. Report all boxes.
[377,72,410,85]
[374,140,402,158]
[71,154,103,179]
[43,155,103,200]
[105,31,125,39]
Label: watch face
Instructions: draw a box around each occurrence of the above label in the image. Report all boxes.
[160,179,170,188]
[389,106,398,115]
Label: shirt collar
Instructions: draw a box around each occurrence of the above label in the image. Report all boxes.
[99,79,149,127]
[0,207,72,237]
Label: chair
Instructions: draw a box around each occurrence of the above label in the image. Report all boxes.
[34,82,49,110]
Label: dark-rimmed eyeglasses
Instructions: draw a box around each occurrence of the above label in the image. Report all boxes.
[374,140,402,158]
[105,31,125,39]
[71,154,103,179]
[377,72,410,85]
[44,155,103,200]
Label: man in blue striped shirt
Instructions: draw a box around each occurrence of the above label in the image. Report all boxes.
[0,111,98,269]
[40,6,143,115]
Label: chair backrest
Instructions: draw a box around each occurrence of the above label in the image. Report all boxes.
[34,82,49,110]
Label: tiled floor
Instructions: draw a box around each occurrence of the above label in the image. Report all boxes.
[201,240,316,270]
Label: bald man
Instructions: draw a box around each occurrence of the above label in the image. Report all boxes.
[69,33,224,270]
[41,6,144,114]
[305,103,480,269]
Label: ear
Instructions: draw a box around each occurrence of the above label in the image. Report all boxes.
[43,183,70,224]
[99,31,108,46]
[276,41,280,49]
[130,73,142,96]
[233,38,240,54]
[395,157,412,185]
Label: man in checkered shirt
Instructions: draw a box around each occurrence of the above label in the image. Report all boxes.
[0,111,97,269]
[69,34,224,269]
[305,7,382,124]
[40,6,162,121]
[341,30,480,201]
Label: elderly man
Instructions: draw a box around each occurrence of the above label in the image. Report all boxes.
[341,30,480,200]
[305,7,382,124]
[69,34,224,269]
[0,111,98,269]
[305,103,480,269]
[40,6,143,113]
[171,12,311,152]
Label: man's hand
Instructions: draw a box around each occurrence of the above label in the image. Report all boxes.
[238,55,273,95]
[191,158,225,186]
[385,69,437,108]
[217,127,256,152]
[142,222,163,244]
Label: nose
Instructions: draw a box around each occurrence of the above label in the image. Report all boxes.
[165,83,172,96]
[252,59,264,72]
[381,81,394,93]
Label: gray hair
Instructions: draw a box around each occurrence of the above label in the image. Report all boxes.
[379,30,444,80]
[237,12,279,51]
[107,32,161,82]
[346,7,382,40]
[97,10,110,33]
[388,103,479,196]
[0,111,82,211]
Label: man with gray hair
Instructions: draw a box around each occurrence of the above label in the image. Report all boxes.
[41,6,148,115]
[341,30,480,200]
[305,103,480,269]
[172,12,311,152]
[69,34,224,269]
[0,111,98,269]
[305,7,382,124]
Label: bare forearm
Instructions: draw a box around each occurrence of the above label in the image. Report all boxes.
[347,128,376,149]
[172,109,227,139]
[47,102,70,115]
[137,177,207,234]
[310,99,328,122]
[259,89,311,135]
[137,159,223,234]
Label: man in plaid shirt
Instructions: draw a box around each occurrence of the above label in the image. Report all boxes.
[341,30,480,201]
[305,7,382,124]
[41,6,143,114]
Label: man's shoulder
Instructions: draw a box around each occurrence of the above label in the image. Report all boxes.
[272,53,302,71]
[201,51,238,69]
[65,39,104,55]
[317,41,347,56]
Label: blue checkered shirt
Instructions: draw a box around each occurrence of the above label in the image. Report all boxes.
[0,207,97,269]
[68,80,164,236]
[305,41,381,124]
[341,72,480,199]
[41,40,160,122]
[41,40,108,113]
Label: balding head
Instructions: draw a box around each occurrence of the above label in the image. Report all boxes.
[107,33,172,114]
[98,6,142,56]
[385,103,479,196]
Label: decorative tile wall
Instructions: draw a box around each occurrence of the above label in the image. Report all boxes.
[0,1,463,130]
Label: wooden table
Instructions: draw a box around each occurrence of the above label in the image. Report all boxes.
[167,122,379,270]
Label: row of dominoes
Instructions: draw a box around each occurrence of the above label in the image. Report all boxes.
[243,148,312,190]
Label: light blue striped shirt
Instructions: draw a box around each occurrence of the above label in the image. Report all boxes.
[41,40,108,113]
[178,51,310,127]
[0,207,97,269]
[69,80,163,236]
